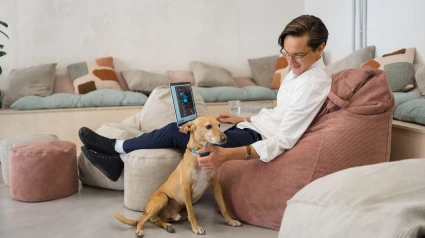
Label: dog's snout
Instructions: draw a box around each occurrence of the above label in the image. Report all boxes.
[220,135,227,144]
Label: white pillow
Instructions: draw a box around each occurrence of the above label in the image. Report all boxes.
[327,46,375,75]
[190,61,236,87]
[279,159,425,238]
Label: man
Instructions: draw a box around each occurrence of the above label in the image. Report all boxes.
[79,15,331,181]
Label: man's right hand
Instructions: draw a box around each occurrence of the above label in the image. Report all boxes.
[216,113,245,124]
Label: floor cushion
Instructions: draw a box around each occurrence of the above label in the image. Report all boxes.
[217,67,395,230]
[9,140,78,202]
[279,159,425,238]
[0,134,59,186]
[124,149,183,211]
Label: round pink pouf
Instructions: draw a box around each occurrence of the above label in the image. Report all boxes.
[9,140,78,202]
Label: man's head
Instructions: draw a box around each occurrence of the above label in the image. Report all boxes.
[278,15,329,75]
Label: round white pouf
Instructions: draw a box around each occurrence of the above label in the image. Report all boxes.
[0,134,59,186]
[124,149,183,211]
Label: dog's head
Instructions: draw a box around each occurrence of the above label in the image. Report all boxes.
[179,116,227,146]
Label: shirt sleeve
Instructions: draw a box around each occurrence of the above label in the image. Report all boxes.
[251,79,331,162]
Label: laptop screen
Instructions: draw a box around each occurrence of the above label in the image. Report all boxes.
[170,82,197,127]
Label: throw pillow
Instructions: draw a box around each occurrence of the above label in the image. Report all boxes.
[190,61,236,87]
[327,46,375,75]
[68,56,121,94]
[233,77,257,88]
[394,99,425,126]
[415,64,425,96]
[4,63,57,107]
[361,48,416,70]
[167,70,195,85]
[122,70,169,95]
[53,74,74,94]
[384,62,415,92]
[248,55,279,88]
[270,54,290,89]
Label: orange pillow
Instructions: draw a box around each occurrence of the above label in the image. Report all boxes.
[270,54,290,89]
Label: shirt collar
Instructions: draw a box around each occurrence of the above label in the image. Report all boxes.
[290,56,325,78]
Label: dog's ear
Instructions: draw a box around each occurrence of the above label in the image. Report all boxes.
[179,121,195,134]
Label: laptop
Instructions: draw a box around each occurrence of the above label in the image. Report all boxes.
[169,82,235,131]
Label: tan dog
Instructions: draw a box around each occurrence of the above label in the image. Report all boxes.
[113,115,242,237]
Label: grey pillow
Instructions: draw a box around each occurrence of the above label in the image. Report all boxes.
[415,64,425,96]
[327,46,375,75]
[248,55,279,88]
[384,62,415,92]
[122,70,169,95]
[4,63,57,107]
[190,61,236,87]
[393,99,425,125]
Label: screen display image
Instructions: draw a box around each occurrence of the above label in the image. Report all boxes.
[170,83,197,126]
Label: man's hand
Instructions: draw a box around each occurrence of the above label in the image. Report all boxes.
[197,146,229,171]
[216,113,245,124]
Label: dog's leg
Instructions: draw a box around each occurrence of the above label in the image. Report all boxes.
[152,218,176,233]
[182,184,205,235]
[210,175,242,227]
[135,192,169,238]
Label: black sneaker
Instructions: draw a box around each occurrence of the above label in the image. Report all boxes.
[79,127,118,155]
[81,146,123,182]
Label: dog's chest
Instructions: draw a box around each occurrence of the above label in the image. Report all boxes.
[191,169,215,200]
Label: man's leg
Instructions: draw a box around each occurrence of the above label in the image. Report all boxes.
[79,122,189,181]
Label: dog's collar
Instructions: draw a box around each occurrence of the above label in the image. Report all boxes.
[189,148,210,157]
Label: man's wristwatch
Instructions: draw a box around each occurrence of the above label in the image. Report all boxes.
[244,145,252,160]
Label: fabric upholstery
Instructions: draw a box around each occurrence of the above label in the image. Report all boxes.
[327,46,375,75]
[167,70,196,85]
[394,99,425,126]
[415,64,425,96]
[279,159,425,238]
[0,134,59,186]
[9,140,78,202]
[122,70,169,95]
[216,67,395,230]
[384,62,415,92]
[393,91,422,107]
[10,89,148,110]
[233,77,257,88]
[248,55,279,88]
[361,48,415,70]
[4,63,57,106]
[68,57,121,94]
[124,149,183,210]
[192,86,277,103]
[53,74,74,94]
[190,61,236,87]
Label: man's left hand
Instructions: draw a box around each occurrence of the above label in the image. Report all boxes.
[197,146,229,171]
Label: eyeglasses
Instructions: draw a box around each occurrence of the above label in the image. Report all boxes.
[280,48,312,63]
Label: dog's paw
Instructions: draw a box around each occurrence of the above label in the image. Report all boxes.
[192,226,206,235]
[166,224,176,233]
[227,219,243,227]
[135,230,144,238]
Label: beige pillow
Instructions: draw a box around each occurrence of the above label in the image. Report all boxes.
[122,70,169,95]
[167,70,196,85]
[190,61,236,87]
[248,55,279,88]
[415,64,425,96]
[139,86,208,133]
[327,46,375,75]
[361,47,415,70]
[4,63,57,106]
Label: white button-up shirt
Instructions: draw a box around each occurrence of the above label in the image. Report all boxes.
[237,57,331,162]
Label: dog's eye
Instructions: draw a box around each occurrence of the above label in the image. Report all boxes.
[205,125,212,129]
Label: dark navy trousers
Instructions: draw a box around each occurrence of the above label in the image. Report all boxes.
[123,122,262,153]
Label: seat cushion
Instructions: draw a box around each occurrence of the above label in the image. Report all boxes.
[0,134,59,186]
[393,99,425,126]
[124,149,183,211]
[9,140,78,202]
[279,159,425,238]
[217,67,395,230]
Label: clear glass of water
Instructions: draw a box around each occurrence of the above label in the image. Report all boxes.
[228,100,241,115]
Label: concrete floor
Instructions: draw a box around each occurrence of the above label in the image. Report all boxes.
[0,169,278,238]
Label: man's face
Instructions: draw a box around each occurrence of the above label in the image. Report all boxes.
[282,34,324,75]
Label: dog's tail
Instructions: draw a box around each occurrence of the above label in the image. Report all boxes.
[113,212,139,226]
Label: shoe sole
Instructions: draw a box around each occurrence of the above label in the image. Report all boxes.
[81,146,120,182]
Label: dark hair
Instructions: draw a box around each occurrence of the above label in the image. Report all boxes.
[278,15,328,52]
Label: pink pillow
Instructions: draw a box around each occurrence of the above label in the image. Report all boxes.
[233,77,257,88]
[167,70,195,85]
[53,74,74,94]
[117,72,130,91]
